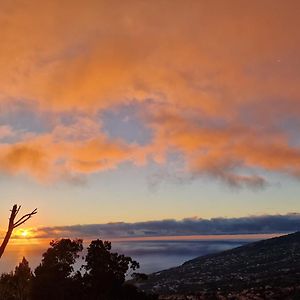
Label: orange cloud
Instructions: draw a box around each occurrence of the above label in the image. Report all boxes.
[0,144,48,178]
[1,1,299,112]
[0,1,300,186]
[0,134,148,183]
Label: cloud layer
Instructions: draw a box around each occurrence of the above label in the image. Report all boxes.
[28,213,300,239]
[1,1,300,186]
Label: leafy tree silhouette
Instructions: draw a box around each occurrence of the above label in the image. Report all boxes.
[14,257,32,300]
[83,239,140,299]
[32,239,83,300]
[1,238,157,300]
[0,257,32,300]
[0,272,15,300]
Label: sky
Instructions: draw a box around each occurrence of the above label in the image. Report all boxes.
[1,0,300,236]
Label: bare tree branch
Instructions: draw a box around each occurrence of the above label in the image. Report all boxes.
[13,208,38,228]
[0,205,37,259]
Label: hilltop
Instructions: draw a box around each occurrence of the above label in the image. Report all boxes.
[138,232,300,299]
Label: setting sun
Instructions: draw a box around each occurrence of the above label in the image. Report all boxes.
[15,229,32,239]
[21,230,28,237]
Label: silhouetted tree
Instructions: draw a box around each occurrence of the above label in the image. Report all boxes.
[31,239,83,300]
[0,272,15,300]
[83,239,140,299]
[0,257,32,300]
[0,205,37,259]
[0,238,157,300]
[14,257,32,300]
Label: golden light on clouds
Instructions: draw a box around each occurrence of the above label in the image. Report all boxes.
[13,228,34,239]
[0,0,299,188]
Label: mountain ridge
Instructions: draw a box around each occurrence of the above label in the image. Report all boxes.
[138,232,300,298]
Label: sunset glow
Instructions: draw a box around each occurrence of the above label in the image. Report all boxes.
[21,230,29,238]
[1,4,300,298]
[0,0,299,236]
[14,229,33,239]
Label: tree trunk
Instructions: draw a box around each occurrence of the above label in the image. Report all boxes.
[0,228,13,258]
[0,205,37,259]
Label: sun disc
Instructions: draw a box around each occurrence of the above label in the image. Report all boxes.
[21,230,28,237]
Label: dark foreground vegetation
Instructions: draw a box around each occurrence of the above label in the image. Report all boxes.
[0,239,157,300]
[3,232,300,299]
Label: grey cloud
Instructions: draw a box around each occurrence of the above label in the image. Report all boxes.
[33,213,300,239]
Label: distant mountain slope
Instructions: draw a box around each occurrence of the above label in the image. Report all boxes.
[139,232,300,296]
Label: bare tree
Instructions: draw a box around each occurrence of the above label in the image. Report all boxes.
[0,204,37,259]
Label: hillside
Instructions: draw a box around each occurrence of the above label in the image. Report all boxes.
[138,232,300,298]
